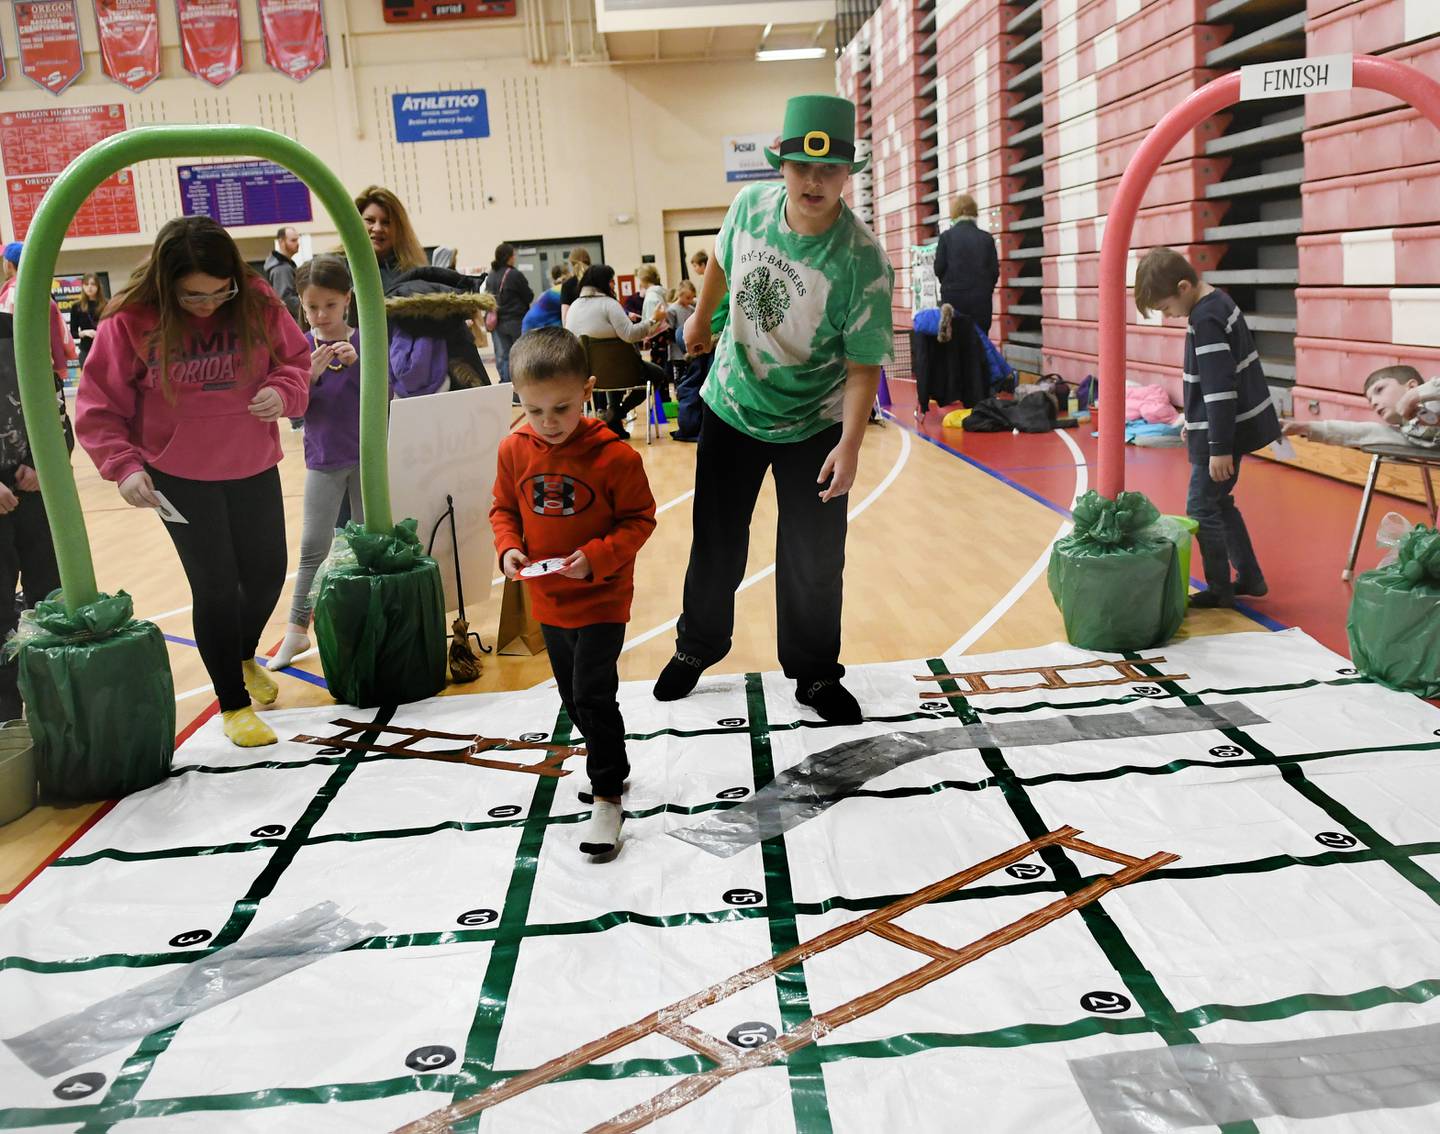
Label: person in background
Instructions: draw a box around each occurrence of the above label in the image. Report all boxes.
[934,193,998,336]
[0,243,76,386]
[70,273,107,369]
[564,264,666,440]
[665,279,697,391]
[1284,365,1440,452]
[484,242,534,384]
[354,186,427,293]
[522,263,571,335]
[76,216,311,748]
[558,246,591,323]
[689,248,710,283]
[270,255,364,671]
[264,226,302,322]
[637,264,665,323]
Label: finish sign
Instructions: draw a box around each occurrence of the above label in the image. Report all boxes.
[1240,54,1352,101]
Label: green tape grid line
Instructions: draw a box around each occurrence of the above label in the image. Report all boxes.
[162,672,1367,781]
[445,706,571,1133]
[925,658,1260,1134]
[1133,657,1440,911]
[744,672,834,1134]
[17,832,1440,977]
[13,971,1440,1130]
[66,708,396,1134]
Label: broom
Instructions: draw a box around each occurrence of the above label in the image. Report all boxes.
[427,494,489,683]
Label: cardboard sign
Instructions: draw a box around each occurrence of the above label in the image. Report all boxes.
[14,0,85,95]
[93,0,160,92]
[387,382,513,618]
[1240,54,1352,101]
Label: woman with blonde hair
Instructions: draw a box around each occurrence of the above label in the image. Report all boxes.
[927,191,1000,414]
[559,246,591,323]
[354,185,426,291]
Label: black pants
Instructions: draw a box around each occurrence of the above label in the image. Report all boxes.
[0,488,60,721]
[541,622,628,797]
[1186,455,1263,599]
[677,406,846,681]
[149,466,287,712]
[603,359,669,421]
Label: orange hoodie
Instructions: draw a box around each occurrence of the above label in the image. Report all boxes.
[490,418,656,628]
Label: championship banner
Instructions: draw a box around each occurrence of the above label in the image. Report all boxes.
[176,0,241,87]
[258,0,326,81]
[94,0,160,92]
[14,0,85,95]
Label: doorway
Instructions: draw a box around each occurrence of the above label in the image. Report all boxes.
[678,229,720,282]
[511,236,605,301]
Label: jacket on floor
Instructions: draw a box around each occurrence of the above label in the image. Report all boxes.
[490,418,656,628]
[75,281,310,485]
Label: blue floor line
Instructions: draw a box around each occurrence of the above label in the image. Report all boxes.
[162,633,331,690]
[884,410,1285,634]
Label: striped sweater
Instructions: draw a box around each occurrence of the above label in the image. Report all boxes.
[1183,288,1281,462]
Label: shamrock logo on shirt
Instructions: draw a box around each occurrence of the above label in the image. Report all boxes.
[737,265,792,334]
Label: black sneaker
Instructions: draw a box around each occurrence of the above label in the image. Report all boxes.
[1234,577,1268,598]
[796,678,862,724]
[654,651,706,701]
[1189,590,1234,610]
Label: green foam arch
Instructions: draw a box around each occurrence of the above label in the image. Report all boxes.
[12,125,392,613]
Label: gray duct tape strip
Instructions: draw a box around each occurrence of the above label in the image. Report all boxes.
[4,901,383,1079]
[670,701,1267,858]
[1069,1022,1440,1132]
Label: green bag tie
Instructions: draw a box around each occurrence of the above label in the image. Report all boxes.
[1069,490,1162,550]
[343,518,424,574]
[1395,525,1440,587]
[6,590,136,658]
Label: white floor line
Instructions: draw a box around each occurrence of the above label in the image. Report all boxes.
[491,488,697,588]
[944,428,1088,659]
[619,427,913,656]
[175,684,212,703]
[144,571,298,624]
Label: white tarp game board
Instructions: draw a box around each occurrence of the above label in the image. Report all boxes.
[4,629,1440,1132]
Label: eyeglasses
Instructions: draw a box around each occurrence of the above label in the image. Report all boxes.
[177,283,238,309]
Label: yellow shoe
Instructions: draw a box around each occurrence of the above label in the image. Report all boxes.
[222,706,277,748]
[242,659,279,705]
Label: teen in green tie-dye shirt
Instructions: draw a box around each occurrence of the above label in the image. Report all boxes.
[655,96,895,726]
[705,181,894,442]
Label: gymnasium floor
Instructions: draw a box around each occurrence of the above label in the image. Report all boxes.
[1,379,1428,903]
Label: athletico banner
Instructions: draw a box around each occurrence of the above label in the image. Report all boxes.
[94,0,160,92]
[176,0,241,87]
[14,0,85,95]
[258,0,327,81]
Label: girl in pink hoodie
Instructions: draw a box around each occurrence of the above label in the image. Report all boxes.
[76,216,310,748]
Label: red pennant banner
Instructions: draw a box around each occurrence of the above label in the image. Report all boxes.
[13,0,85,96]
[176,0,241,87]
[94,0,160,92]
[258,0,326,82]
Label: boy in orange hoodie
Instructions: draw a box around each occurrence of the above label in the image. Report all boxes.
[490,327,657,855]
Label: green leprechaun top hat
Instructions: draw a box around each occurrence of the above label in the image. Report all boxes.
[765,93,870,173]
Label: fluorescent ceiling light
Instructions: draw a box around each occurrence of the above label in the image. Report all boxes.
[756,47,828,61]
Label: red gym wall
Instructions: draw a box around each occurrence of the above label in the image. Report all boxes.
[837,0,1440,427]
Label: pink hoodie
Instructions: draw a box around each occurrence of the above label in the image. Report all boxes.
[76,282,311,484]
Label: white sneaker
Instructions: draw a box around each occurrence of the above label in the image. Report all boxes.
[579,800,624,855]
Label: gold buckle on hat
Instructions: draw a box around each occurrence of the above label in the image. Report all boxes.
[802,130,832,157]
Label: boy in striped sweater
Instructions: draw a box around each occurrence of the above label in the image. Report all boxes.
[1135,248,1281,609]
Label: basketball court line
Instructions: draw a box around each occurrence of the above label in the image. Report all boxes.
[618,426,913,655]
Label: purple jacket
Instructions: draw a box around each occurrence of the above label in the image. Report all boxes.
[303,330,361,471]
